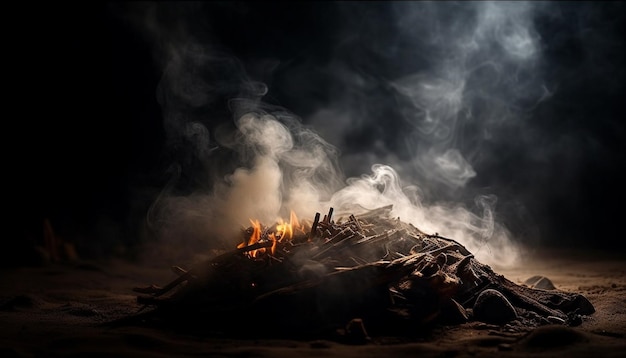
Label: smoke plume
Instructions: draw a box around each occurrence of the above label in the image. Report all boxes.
[119,1,624,267]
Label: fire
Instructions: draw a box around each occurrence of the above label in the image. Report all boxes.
[276,210,305,242]
[238,211,307,258]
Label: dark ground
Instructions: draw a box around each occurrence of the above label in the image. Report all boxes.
[1,248,624,357]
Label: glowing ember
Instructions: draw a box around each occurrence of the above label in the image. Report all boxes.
[238,211,308,258]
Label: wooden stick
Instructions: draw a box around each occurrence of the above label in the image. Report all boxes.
[349,214,363,232]
[171,266,188,276]
[326,207,334,223]
[144,241,276,297]
[312,228,355,259]
[310,212,320,238]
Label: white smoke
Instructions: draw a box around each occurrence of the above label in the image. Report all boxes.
[300,2,550,266]
[126,2,565,267]
[327,164,518,267]
[387,2,545,189]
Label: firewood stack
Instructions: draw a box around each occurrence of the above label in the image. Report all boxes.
[127,206,595,340]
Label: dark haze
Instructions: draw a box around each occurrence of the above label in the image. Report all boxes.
[9,2,625,267]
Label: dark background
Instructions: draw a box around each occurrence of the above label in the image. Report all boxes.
[7,2,625,265]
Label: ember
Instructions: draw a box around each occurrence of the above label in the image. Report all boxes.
[236,211,307,258]
[125,206,594,340]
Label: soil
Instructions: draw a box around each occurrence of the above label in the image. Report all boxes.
[1,248,624,358]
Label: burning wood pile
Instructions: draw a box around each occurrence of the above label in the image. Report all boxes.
[127,206,594,340]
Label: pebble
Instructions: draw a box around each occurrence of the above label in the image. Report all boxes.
[473,289,518,325]
[524,275,556,290]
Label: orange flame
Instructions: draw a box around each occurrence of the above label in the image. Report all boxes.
[238,219,264,258]
[275,210,306,242]
[238,211,306,258]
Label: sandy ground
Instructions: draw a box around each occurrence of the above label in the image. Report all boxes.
[1,248,625,358]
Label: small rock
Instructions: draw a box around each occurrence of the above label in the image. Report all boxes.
[473,289,518,325]
[567,313,583,326]
[524,275,556,290]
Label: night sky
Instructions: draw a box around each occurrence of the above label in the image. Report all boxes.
[8,2,625,265]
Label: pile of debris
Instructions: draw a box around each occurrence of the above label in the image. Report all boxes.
[126,206,594,340]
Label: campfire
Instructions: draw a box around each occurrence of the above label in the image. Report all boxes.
[125,206,595,341]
